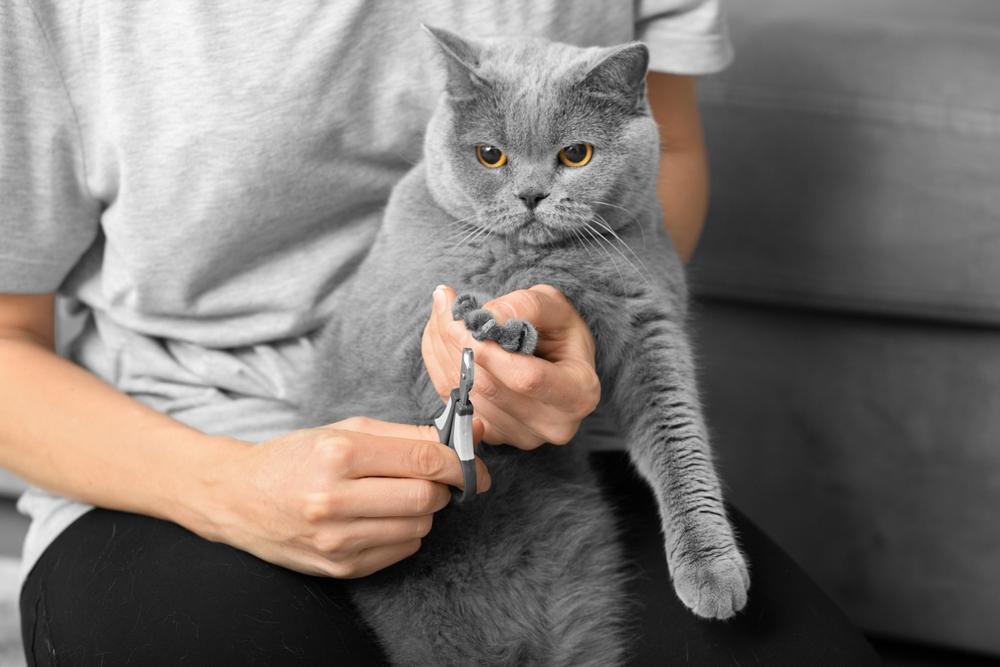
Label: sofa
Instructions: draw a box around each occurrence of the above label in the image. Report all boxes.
[689,0,1000,655]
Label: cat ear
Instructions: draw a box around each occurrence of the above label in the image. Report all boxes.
[422,24,488,99]
[579,42,649,110]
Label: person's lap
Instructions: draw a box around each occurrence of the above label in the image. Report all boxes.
[20,452,879,666]
[592,452,880,665]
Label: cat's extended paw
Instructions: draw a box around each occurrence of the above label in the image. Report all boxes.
[452,295,539,355]
[462,308,538,355]
[461,307,494,333]
[671,550,750,620]
[494,318,538,354]
[451,294,481,321]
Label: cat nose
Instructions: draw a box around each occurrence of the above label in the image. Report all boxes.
[516,190,550,210]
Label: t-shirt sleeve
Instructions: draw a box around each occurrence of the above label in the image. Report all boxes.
[634,0,734,75]
[1,1,100,294]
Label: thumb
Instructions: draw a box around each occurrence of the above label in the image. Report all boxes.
[433,284,459,318]
[328,417,442,443]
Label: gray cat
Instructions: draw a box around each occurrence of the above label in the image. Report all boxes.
[303,27,749,666]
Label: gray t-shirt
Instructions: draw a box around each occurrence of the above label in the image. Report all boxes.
[1,0,732,585]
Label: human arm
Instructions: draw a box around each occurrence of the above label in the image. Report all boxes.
[0,293,489,577]
[647,71,710,263]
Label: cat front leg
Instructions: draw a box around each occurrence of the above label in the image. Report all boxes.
[452,293,538,354]
[611,315,750,620]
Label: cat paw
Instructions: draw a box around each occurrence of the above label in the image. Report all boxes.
[467,310,538,354]
[671,550,750,620]
[451,294,481,321]
[452,294,538,355]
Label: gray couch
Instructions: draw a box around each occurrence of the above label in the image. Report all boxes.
[691,0,1000,655]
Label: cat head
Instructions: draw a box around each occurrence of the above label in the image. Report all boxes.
[422,26,659,247]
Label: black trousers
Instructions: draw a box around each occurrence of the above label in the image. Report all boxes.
[20,453,880,666]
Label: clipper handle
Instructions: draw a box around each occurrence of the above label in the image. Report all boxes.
[449,409,476,503]
[433,389,477,504]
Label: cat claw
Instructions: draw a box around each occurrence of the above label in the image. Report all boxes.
[462,307,494,332]
[451,294,481,321]
[452,294,538,355]
[671,551,750,620]
[465,309,537,354]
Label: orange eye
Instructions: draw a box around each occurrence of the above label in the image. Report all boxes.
[558,143,593,168]
[476,145,507,168]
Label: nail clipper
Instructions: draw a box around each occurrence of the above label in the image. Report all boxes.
[433,348,477,504]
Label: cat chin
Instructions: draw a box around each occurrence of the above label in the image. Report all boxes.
[479,212,578,247]
[494,223,575,247]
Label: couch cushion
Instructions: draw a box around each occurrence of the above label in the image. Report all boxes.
[694,298,1000,654]
[691,0,1000,325]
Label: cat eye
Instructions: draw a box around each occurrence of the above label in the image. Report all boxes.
[476,145,508,168]
[558,143,593,168]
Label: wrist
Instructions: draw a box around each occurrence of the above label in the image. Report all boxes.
[165,432,252,541]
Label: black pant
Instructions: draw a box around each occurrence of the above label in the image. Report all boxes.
[20,453,880,666]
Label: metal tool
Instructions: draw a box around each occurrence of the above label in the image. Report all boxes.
[433,348,477,503]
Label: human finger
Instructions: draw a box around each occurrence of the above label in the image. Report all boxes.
[466,333,599,414]
[324,539,424,579]
[317,431,490,493]
[324,477,452,517]
[314,515,434,556]
[483,285,587,340]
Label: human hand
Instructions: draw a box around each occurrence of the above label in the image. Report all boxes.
[201,417,489,578]
[422,284,600,449]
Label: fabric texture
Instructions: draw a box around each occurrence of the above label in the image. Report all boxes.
[1,0,732,588]
[18,453,879,666]
[693,297,1000,654]
[692,0,1000,325]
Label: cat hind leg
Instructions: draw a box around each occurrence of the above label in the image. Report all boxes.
[452,293,538,354]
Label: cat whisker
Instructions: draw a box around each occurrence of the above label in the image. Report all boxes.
[449,222,478,239]
[585,218,650,284]
[461,224,493,247]
[588,200,647,247]
[451,222,489,249]
[594,214,652,283]
[571,226,598,260]
[568,229,585,257]
[446,213,482,228]
[581,223,625,284]
[589,214,652,284]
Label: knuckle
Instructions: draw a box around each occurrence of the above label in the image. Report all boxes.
[513,435,544,450]
[340,416,372,432]
[322,559,355,579]
[315,434,353,471]
[302,493,336,522]
[412,443,444,478]
[474,374,498,400]
[577,374,602,415]
[546,422,579,446]
[512,367,544,395]
[314,531,348,555]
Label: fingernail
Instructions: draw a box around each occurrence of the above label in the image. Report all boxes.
[433,286,445,314]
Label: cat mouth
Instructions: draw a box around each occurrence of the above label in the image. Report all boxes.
[493,211,574,245]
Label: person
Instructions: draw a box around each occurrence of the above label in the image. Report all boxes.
[1,1,880,664]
